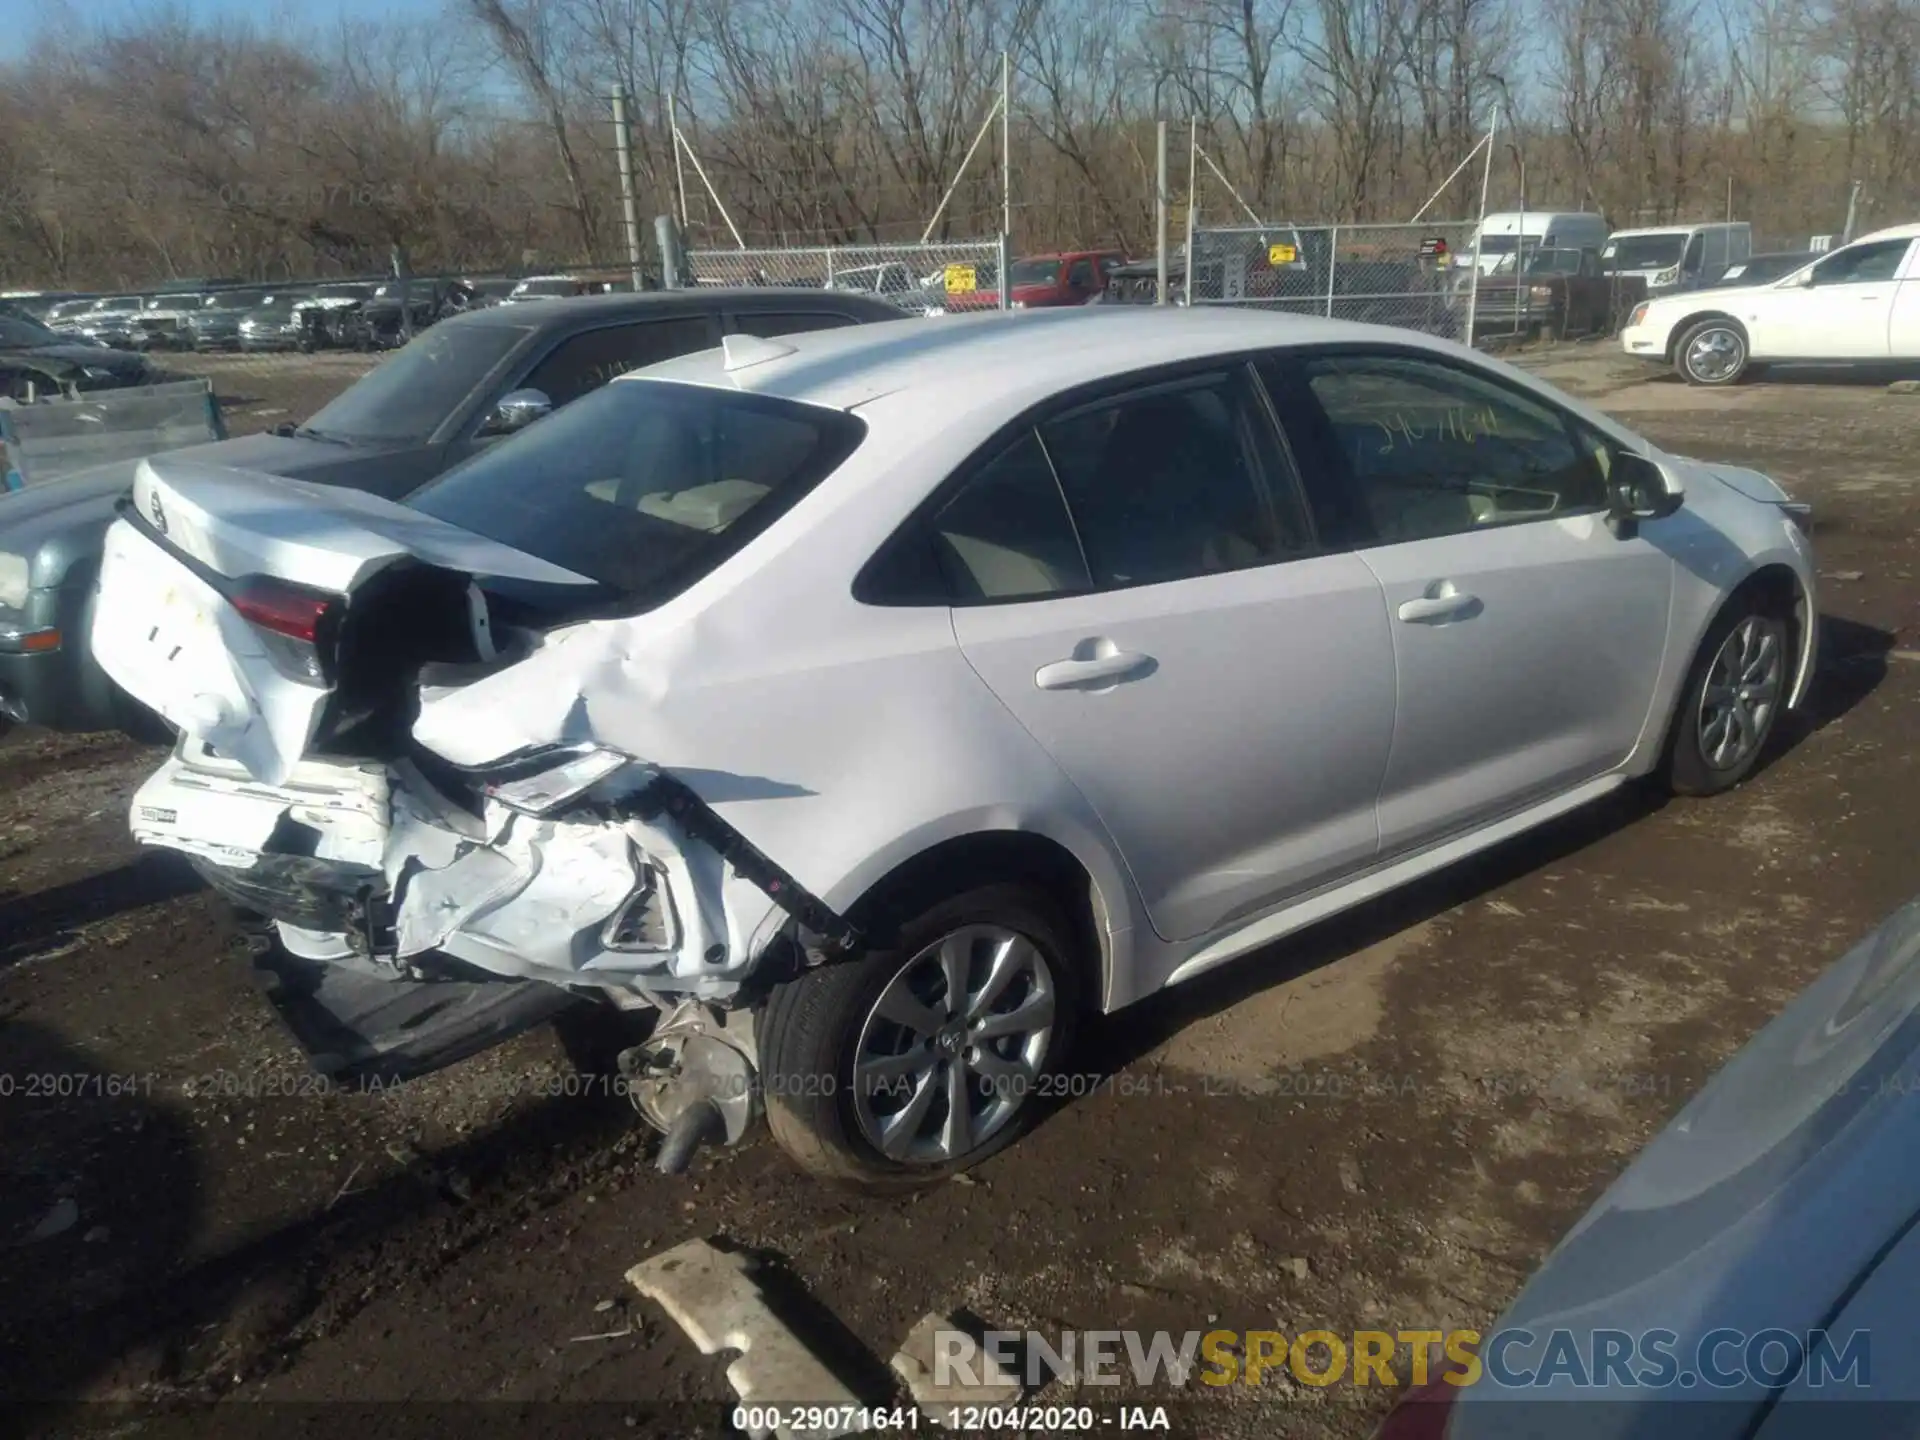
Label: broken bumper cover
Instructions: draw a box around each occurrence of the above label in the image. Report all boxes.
[131,741,858,1002]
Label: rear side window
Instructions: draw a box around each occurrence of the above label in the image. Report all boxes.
[408,380,863,606]
[519,317,714,406]
[1038,370,1311,588]
[929,432,1090,601]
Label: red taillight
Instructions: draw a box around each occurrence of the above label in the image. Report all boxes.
[1372,1379,1461,1440]
[231,577,337,643]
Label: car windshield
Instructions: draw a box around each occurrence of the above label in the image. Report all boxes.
[0,313,61,346]
[297,319,531,445]
[1475,235,1536,256]
[406,379,865,605]
[1010,259,1063,285]
[205,291,266,310]
[513,279,576,297]
[1526,250,1584,275]
[1604,235,1687,269]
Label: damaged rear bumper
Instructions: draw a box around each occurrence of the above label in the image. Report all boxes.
[136,739,857,1005]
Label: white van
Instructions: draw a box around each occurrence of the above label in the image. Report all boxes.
[1460,212,1610,274]
[1602,223,1752,295]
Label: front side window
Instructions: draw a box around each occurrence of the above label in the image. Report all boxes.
[299,317,531,444]
[408,379,863,606]
[1300,352,1607,546]
[1039,370,1310,588]
[1812,239,1911,286]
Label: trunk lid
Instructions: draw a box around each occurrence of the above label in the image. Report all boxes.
[92,454,597,785]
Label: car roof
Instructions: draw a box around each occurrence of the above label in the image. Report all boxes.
[460,287,900,330]
[1609,223,1743,237]
[630,306,1466,418]
[1856,222,1920,245]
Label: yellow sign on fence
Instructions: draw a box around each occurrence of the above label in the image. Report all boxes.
[944,264,977,294]
[1268,243,1299,266]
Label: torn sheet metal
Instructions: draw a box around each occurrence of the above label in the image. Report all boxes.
[628,1238,864,1440]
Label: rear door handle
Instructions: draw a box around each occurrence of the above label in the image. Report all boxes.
[1035,649,1154,690]
[1397,588,1481,624]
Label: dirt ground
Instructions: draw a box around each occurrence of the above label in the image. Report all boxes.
[4,341,1919,1439]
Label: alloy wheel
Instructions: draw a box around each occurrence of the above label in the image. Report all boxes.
[851,924,1058,1164]
[1697,614,1786,771]
[1685,326,1744,383]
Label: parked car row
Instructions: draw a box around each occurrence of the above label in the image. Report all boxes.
[20,273,604,356]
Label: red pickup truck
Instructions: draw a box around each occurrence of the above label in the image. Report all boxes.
[947,250,1129,311]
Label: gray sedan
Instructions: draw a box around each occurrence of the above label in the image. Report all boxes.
[0,287,902,734]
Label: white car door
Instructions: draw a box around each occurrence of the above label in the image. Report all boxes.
[936,366,1398,943]
[1745,237,1914,359]
[1270,349,1675,858]
[1886,241,1920,358]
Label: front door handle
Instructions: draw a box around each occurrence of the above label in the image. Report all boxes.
[1035,647,1155,691]
[1397,585,1481,624]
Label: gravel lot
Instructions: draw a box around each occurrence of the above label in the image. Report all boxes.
[4,342,1918,1437]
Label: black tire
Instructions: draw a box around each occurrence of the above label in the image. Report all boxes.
[759,882,1084,1189]
[1674,317,1750,386]
[1665,592,1793,796]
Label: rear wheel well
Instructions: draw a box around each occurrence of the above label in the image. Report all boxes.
[844,832,1108,998]
[1665,311,1744,363]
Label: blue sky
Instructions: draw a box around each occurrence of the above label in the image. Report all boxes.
[0,0,448,62]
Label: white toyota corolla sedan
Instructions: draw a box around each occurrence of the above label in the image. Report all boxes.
[90,308,1818,1184]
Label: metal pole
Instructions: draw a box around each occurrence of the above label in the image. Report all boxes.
[1410,133,1488,224]
[997,231,1012,310]
[675,125,745,250]
[612,89,645,291]
[654,215,683,289]
[1326,224,1338,318]
[1513,150,1525,337]
[1155,120,1169,305]
[1183,118,1198,306]
[1001,51,1012,243]
[922,94,1002,245]
[1843,181,1863,244]
[670,95,689,228]
[1464,102,1497,347]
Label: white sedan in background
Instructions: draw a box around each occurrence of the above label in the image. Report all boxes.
[1623,221,1920,385]
[90,308,1817,1184]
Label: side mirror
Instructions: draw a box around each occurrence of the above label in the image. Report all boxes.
[1609,451,1682,523]
[483,388,553,436]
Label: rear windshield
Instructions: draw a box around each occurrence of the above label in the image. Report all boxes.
[405,379,865,606]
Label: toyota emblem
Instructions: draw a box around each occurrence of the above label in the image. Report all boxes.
[148,489,168,535]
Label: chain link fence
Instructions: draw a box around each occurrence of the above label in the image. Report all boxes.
[1185,221,1649,348]
[682,239,1009,314]
[1186,222,1477,341]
